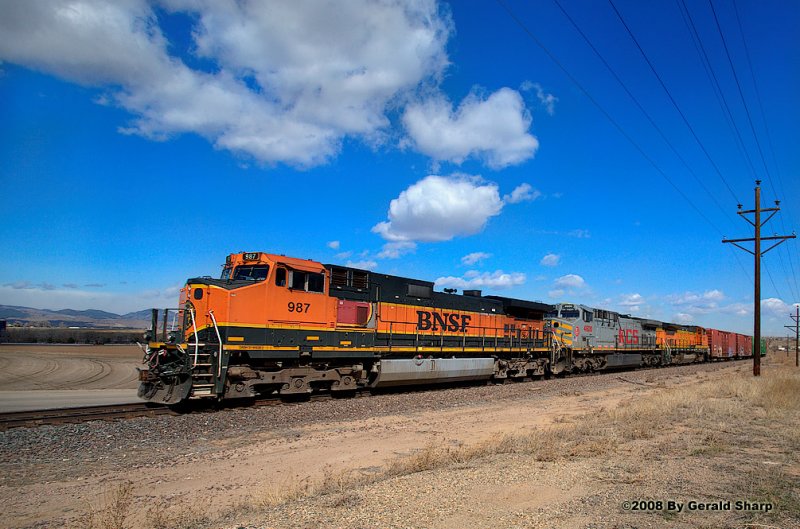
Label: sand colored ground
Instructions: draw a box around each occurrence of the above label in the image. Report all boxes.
[1,359,770,529]
[0,345,142,412]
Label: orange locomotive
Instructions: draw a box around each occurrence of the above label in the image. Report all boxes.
[139,252,551,404]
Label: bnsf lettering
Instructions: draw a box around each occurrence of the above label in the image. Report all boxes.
[618,329,639,345]
[417,311,471,332]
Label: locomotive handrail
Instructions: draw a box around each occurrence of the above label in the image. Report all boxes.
[208,310,223,378]
[189,308,199,368]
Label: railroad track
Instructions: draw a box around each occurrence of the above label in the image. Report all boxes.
[0,403,176,431]
[0,358,748,431]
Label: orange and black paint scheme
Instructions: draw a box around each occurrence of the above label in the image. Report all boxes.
[138,252,552,404]
[138,252,752,405]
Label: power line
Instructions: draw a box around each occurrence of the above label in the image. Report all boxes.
[675,0,759,183]
[731,0,788,201]
[551,0,734,226]
[607,0,740,205]
[707,0,775,198]
[494,0,726,238]
[730,0,800,302]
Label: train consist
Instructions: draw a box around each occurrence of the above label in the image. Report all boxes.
[138,251,753,405]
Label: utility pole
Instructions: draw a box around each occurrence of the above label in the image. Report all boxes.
[723,180,795,376]
[787,306,799,368]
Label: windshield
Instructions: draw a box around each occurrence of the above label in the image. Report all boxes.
[232,265,269,281]
[220,266,231,280]
[560,309,580,319]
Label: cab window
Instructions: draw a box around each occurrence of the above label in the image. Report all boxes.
[220,267,231,280]
[232,265,269,281]
[583,310,593,322]
[560,308,580,319]
[307,273,324,293]
[275,267,287,287]
[290,271,307,289]
[288,270,325,293]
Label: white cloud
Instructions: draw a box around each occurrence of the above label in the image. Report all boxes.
[554,274,586,289]
[402,87,538,169]
[761,298,794,317]
[548,274,586,299]
[327,240,340,250]
[372,174,504,242]
[335,251,353,260]
[619,293,645,313]
[377,241,417,259]
[503,183,540,204]
[0,0,452,167]
[619,293,644,307]
[345,259,378,271]
[540,253,560,267]
[435,270,525,290]
[668,290,726,314]
[522,81,558,116]
[461,252,491,266]
[673,313,693,324]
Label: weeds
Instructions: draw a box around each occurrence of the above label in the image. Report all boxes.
[75,481,134,529]
[145,499,210,529]
[249,362,799,517]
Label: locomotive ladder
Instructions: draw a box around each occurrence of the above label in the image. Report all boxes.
[189,350,216,398]
[186,308,216,398]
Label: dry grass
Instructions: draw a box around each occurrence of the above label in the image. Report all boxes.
[75,482,134,529]
[248,362,800,520]
[144,500,211,529]
[76,361,800,528]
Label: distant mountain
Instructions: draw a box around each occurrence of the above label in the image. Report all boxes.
[55,309,120,320]
[122,309,155,320]
[0,305,150,329]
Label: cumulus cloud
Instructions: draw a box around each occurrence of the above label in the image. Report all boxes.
[540,253,560,267]
[548,274,586,300]
[402,88,538,168]
[554,274,585,289]
[503,183,540,204]
[761,298,795,317]
[461,252,491,266]
[0,0,452,166]
[668,290,726,314]
[345,259,378,271]
[673,312,693,324]
[327,241,340,250]
[619,293,645,313]
[435,270,525,290]
[372,174,504,242]
[377,241,417,259]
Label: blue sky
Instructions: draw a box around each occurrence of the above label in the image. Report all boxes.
[0,0,798,335]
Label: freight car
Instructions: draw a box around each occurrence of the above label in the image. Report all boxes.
[137,251,745,405]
